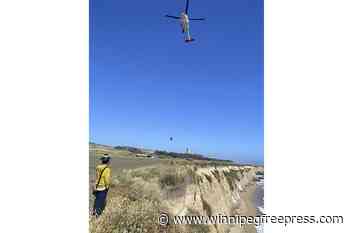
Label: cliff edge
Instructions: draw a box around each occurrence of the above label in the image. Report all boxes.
[90,160,263,233]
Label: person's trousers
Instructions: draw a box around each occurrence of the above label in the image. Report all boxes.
[93,189,108,216]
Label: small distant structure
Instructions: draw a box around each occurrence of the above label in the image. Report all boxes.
[185,147,191,154]
[135,153,154,159]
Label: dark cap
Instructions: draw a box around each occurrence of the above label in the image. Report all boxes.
[100,154,111,163]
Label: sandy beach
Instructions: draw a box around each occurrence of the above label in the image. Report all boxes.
[240,182,257,233]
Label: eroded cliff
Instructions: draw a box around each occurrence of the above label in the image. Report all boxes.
[161,165,262,233]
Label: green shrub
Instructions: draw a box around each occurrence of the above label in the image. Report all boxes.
[256,171,264,176]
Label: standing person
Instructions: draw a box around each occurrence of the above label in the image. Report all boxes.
[93,154,111,216]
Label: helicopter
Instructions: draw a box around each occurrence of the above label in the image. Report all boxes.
[164,0,206,42]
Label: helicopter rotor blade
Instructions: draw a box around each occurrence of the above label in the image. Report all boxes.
[164,15,181,19]
[189,17,206,21]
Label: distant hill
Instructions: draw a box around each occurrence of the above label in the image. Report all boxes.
[152,150,233,163]
[90,142,233,163]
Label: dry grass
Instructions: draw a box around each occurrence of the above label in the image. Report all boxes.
[90,167,162,233]
[186,209,211,233]
[159,167,186,188]
[89,194,161,233]
[89,143,252,233]
[89,162,245,233]
[89,165,198,233]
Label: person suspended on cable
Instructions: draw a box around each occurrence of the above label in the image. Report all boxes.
[180,12,192,42]
[164,0,206,43]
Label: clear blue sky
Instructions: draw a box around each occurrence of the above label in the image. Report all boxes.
[90,0,264,164]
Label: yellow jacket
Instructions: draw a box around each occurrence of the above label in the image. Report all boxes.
[95,164,111,191]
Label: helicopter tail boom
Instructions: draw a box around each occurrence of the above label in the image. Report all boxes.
[185,0,190,14]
